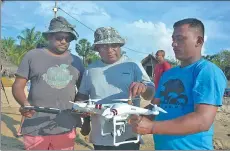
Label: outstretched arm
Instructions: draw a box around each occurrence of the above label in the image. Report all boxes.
[130,104,218,135]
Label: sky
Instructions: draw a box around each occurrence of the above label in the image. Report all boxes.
[1,1,230,62]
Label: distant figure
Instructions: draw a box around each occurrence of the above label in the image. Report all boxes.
[153,50,171,89]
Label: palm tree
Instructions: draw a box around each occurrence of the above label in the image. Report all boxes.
[1,37,16,59]
[17,27,43,51]
[0,38,18,75]
[15,27,47,65]
[75,38,94,66]
[1,27,48,68]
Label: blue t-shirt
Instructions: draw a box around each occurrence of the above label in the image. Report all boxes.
[153,59,227,150]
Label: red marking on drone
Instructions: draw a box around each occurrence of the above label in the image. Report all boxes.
[95,104,98,109]
[95,104,102,109]
[111,109,118,115]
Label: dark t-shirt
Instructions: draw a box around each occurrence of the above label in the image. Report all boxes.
[16,48,84,136]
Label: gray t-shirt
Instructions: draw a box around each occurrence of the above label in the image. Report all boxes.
[79,55,154,146]
[16,48,84,136]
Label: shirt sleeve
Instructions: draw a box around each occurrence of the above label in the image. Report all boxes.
[192,64,227,106]
[15,52,31,80]
[78,69,90,95]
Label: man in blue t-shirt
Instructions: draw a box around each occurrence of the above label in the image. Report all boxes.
[129,18,227,150]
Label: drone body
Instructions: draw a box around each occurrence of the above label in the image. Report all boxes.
[69,99,167,146]
[101,103,166,119]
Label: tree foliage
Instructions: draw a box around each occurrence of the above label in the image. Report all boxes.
[203,50,230,80]
[75,38,100,66]
[1,27,47,65]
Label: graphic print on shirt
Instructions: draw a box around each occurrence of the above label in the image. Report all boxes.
[42,64,73,89]
[160,79,188,108]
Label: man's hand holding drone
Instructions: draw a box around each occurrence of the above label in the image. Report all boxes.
[19,102,35,118]
[129,82,147,98]
[129,115,154,135]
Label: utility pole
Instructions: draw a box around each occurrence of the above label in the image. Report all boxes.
[53,1,58,18]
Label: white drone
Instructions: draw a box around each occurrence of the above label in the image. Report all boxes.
[70,98,167,146]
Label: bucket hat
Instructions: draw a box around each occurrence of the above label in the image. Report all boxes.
[92,27,125,50]
[42,16,79,40]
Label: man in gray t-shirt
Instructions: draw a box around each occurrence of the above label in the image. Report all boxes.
[12,16,88,150]
[76,27,155,150]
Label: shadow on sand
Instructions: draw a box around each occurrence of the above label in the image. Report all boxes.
[75,135,93,150]
[1,113,21,137]
[1,134,24,150]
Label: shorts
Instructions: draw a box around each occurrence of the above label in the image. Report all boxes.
[23,129,76,150]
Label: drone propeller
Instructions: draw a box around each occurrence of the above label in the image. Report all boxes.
[112,98,140,102]
[69,99,101,104]
[150,104,167,113]
[81,99,101,102]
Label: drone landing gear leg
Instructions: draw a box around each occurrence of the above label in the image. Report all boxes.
[113,116,140,146]
[100,117,111,136]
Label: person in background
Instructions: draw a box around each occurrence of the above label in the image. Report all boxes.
[153,50,171,89]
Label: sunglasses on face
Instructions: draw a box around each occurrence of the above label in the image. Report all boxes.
[97,44,120,51]
[54,35,72,43]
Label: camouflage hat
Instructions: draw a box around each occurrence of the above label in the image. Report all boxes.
[42,16,79,40]
[92,27,125,50]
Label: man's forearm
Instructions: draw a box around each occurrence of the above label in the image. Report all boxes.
[12,84,29,106]
[141,86,155,100]
[152,112,209,135]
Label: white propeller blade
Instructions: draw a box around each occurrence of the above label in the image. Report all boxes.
[150,104,167,113]
[112,98,140,102]
[69,99,101,104]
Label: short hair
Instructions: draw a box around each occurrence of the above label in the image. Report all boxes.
[173,18,205,38]
[156,50,165,57]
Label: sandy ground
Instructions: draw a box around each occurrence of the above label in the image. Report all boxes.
[1,86,230,150]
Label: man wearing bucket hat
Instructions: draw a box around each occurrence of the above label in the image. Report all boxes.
[75,27,155,150]
[12,16,87,150]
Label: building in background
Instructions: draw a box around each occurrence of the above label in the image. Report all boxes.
[141,54,158,80]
